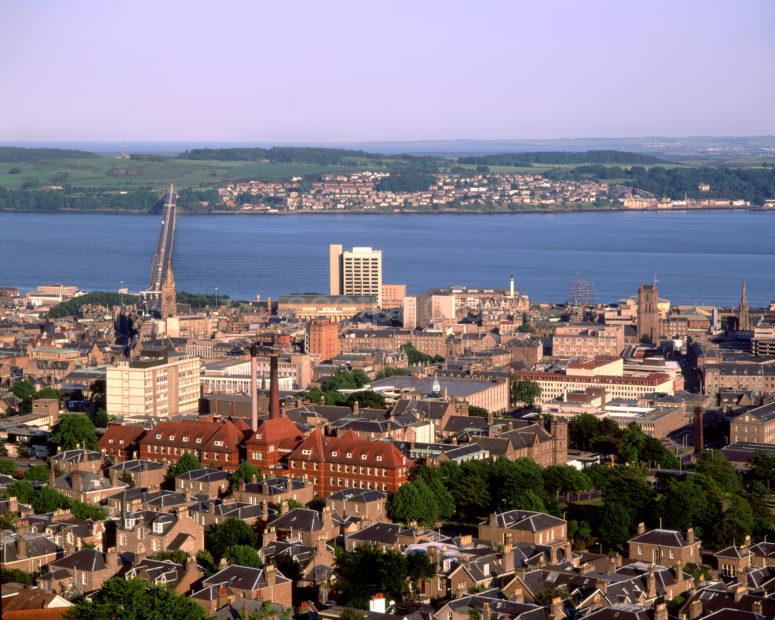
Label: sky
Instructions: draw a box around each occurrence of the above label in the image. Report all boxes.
[1,0,774,143]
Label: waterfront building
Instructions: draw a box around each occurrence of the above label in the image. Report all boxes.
[329,244,383,306]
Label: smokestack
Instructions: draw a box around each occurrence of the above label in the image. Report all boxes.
[250,344,259,431]
[509,275,515,299]
[269,353,280,419]
[693,406,704,454]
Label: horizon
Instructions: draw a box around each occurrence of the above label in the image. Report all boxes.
[2,0,774,142]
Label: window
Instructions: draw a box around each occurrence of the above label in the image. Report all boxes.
[376,455,382,462]
[361,454,367,460]
[302,449,311,456]
[196,438,202,444]
[183,437,189,443]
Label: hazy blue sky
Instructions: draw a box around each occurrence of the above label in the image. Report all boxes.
[2,0,773,142]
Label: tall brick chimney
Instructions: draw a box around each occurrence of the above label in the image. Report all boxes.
[269,353,280,420]
[249,343,259,431]
[693,406,704,454]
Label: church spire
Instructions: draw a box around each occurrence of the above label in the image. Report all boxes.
[738,279,750,331]
[160,263,177,318]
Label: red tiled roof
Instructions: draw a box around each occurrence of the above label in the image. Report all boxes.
[246,417,302,447]
[98,424,147,449]
[289,429,406,469]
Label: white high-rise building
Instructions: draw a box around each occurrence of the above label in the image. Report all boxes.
[329,244,382,306]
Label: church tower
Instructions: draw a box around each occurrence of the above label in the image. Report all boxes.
[637,283,659,344]
[738,279,750,331]
[160,263,177,318]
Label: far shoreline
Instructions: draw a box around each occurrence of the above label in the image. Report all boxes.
[0,206,772,217]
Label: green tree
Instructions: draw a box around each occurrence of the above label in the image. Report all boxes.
[599,503,632,549]
[715,496,755,548]
[166,452,203,480]
[388,476,441,526]
[224,544,262,568]
[468,406,489,417]
[0,459,16,475]
[245,600,292,620]
[64,577,208,620]
[23,464,50,482]
[1,568,40,586]
[657,478,713,534]
[568,414,601,450]
[694,450,741,494]
[542,465,593,497]
[11,381,36,412]
[89,408,109,428]
[229,461,261,490]
[340,609,367,620]
[31,487,71,514]
[347,391,386,410]
[509,489,546,512]
[406,550,436,596]
[601,466,653,525]
[50,415,98,451]
[334,544,412,608]
[196,549,217,576]
[206,517,257,560]
[511,379,541,407]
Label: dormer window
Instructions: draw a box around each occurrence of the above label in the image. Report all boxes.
[256,434,262,440]
[155,434,161,439]
[168,435,175,440]
[214,440,223,447]
[195,438,202,443]
[152,521,164,534]
[346,453,352,459]
[124,516,137,529]
[361,454,367,460]
[108,439,114,444]
[302,449,312,456]
[331,451,338,457]
[376,456,383,462]
[182,437,188,442]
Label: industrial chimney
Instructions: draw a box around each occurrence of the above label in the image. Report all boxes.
[693,406,704,454]
[269,352,281,420]
[249,343,260,431]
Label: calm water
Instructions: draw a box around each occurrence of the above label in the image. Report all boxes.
[1,211,773,306]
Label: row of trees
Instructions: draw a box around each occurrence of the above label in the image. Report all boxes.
[388,459,593,526]
[569,414,679,468]
[0,187,161,212]
[3,478,106,520]
[9,380,61,413]
[548,165,775,204]
[399,343,444,365]
[458,150,662,166]
[301,370,387,409]
[334,543,435,608]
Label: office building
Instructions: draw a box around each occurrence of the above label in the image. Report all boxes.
[106,353,201,418]
[329,244,383,306]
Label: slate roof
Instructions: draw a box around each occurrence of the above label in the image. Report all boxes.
[0,532,60,562]
[628,528,696,547]
[488,510,566,532]
[50,548,106,572]
[268,507,322,532]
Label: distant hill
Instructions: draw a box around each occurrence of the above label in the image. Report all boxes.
[177,146,381,165]
[0,146,99,162]
[457,150,664,166]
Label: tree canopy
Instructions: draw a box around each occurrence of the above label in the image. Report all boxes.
[206,517,258,561]
[166,453,203,480]
[64,577,208,620]
[50,415,98,451]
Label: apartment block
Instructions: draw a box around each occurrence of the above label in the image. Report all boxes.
[106,353,201,418]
